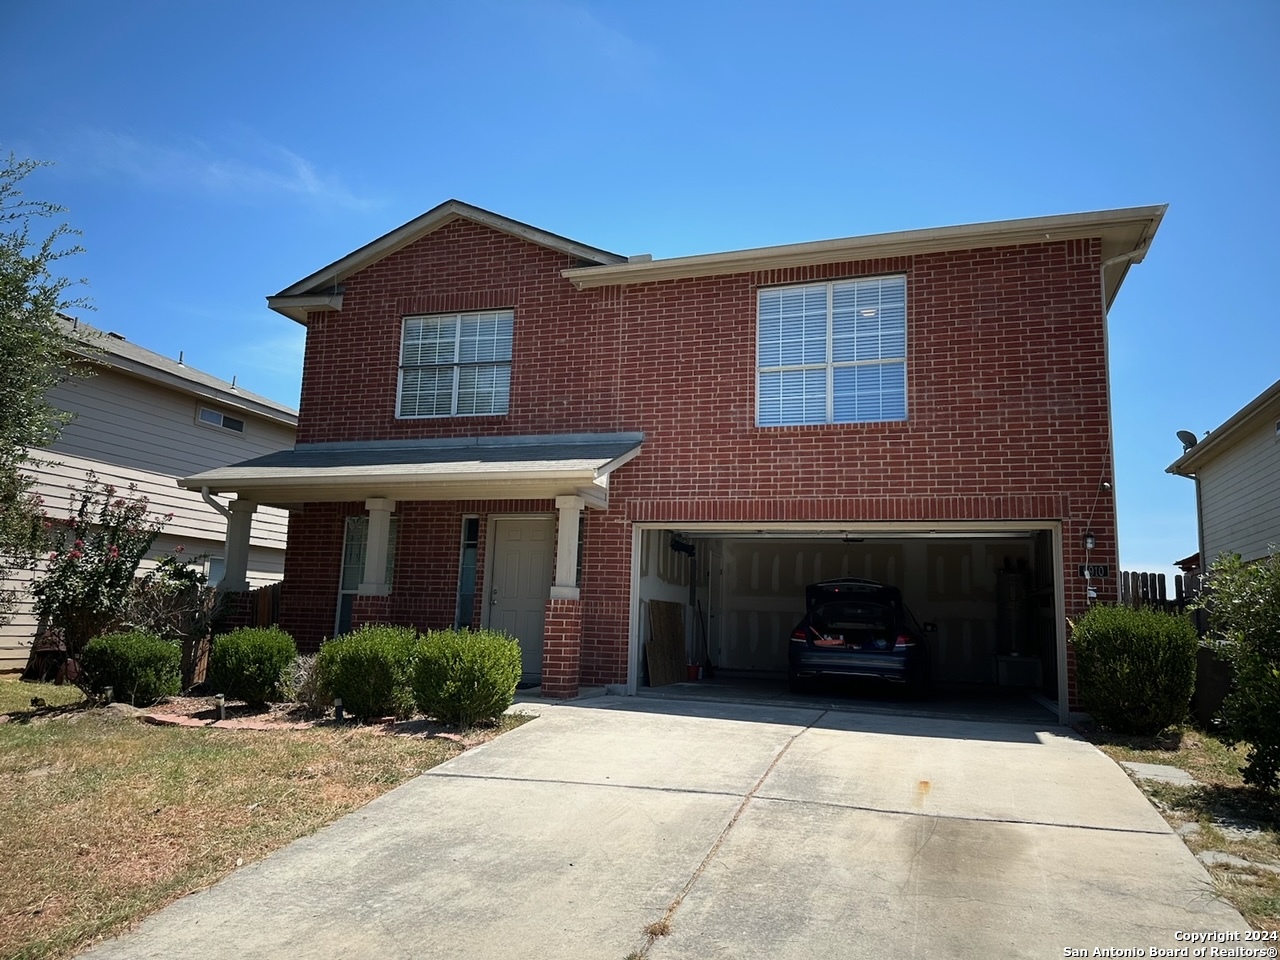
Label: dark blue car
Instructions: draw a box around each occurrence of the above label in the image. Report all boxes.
[787,578,932,695]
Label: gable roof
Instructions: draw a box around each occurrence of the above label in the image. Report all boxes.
[60,316,298,427]
[561,205,1167,309]
[1167,377,1280,476]
[267,199,627,324]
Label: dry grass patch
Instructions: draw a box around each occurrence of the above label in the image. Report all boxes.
[0,707,531,960]
[1085,724,1280,931]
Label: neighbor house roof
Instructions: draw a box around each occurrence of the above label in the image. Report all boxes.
[267,199,628,324]
[562,205,1167,308]
[1166,378,1280,477]
[179,432,644,509]
[61,316,298,427]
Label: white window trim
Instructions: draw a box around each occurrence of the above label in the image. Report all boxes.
[396,310,514,419]
[756,275,908,427]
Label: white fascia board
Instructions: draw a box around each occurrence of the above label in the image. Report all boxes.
[88,353,298,427]
[270,200,626,317]
[562,206,1167,290]
[1166,377,1280,476]
[178,466,606,503]
[265,294,344,326]
[640,520,1058,537]
[594,443,643,479]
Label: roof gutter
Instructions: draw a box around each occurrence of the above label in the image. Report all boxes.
[1099,240,1150,313]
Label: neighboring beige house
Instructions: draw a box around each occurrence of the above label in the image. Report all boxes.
[0,319,298,671]
[1168,377,1280,565]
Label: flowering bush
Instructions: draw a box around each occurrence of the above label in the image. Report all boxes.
[31,475,171,656]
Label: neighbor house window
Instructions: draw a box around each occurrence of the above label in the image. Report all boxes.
[197,405,245,432]
[398,310,514,417]
[335,516,398,636]
[757,276,907,426]
[206,556,226,587]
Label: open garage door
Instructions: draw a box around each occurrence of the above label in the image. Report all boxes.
[631,523,1066,723]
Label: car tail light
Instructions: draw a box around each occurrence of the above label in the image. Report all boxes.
[791,628,809,641]
[893,634,915,651]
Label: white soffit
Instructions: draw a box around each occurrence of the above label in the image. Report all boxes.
[562,205,1167,309]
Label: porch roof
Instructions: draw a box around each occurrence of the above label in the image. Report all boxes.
[179,432,644,509]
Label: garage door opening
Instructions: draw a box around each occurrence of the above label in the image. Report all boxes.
[632,525,1064,722]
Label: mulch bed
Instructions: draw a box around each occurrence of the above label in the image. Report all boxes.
[140,695,501,744]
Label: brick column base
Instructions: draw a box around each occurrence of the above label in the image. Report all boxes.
[350,595,392,632]
[541,598,583,699]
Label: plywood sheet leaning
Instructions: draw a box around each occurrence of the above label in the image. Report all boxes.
[646,599,687,687]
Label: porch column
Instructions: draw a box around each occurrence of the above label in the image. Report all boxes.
[551,495,584,600]
[358,498,396,596]
[221,499,257,592]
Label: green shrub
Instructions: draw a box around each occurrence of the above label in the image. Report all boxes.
[207,626,297,705]
[1071,604,1198,736]
[413,628,522,728]
[315,625,417,720]
[80,630,181,706]
[1204,550,1280,792]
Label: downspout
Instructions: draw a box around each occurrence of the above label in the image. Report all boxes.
[1193,473,1206,582]
[1058,240,1153,722]
[201,486,232,521]
[1096,240,1152,597]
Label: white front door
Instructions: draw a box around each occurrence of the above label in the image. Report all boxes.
[488,517,555,679]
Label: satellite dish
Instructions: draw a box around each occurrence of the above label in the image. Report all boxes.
[1177,429,1199,452]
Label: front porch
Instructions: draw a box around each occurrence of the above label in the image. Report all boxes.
[181,433,644,700]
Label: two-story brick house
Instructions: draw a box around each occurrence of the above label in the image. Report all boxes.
[183,200,1164,721]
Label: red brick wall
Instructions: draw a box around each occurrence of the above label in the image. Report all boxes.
[542,598,583,699]
[281,498,556,650]
[286,220,1117,696]
[279,501,353,652]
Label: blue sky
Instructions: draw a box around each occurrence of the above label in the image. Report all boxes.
[5,1,1277,579]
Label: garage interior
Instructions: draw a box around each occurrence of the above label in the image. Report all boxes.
[634,526,1062,721]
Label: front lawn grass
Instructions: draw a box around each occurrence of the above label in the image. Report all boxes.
[1085,724,1280,931]
[0,678,85,716]
[0,700,529,960]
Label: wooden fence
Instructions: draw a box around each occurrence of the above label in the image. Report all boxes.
[247,581,282,627]
[1118,570,1199,614]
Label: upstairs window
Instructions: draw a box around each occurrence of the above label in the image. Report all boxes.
[757,276,907,426]
[198,406,245,432]
[398,310,514,418]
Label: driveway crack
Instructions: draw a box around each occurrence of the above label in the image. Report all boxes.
[627,709,829,959]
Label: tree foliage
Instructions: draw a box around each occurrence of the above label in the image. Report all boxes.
[0,152,91,625]
[1204,550,1280,792]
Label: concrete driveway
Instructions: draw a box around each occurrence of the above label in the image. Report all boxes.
[82,698,1248,960]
